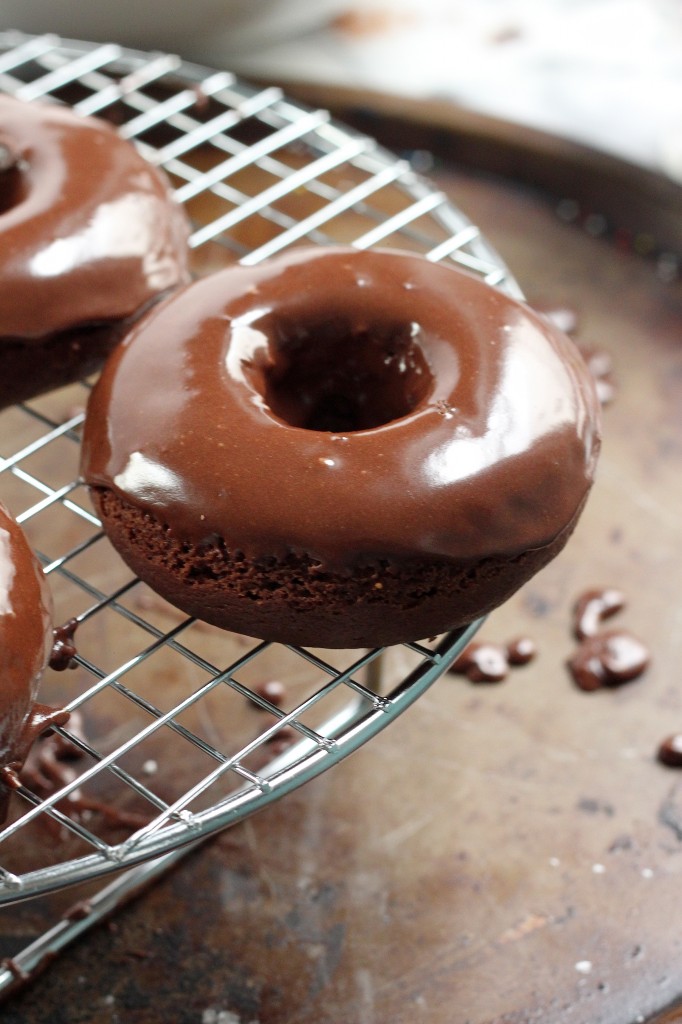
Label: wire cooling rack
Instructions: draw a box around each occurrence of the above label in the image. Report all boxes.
[0,32,519,914]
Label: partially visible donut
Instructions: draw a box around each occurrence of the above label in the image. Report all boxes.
[0,500,66,783]
[0,95,190,408]
[81,247,601,648]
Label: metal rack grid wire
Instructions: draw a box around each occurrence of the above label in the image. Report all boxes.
[0,31,517,908]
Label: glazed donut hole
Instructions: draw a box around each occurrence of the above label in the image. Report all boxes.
[252,314,435,433]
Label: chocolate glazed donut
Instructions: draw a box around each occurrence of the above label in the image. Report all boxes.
[81,247,601,648]
[0,501,68,818]
[0,95,190,409]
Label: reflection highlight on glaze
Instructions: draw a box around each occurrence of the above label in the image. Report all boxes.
[0,527,15,617]
[114,451,185,503]
[425,318,578,486]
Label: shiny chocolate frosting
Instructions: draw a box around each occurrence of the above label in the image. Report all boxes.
[0,95,190,341]
[0,501,55,769]
[81,247,601,569]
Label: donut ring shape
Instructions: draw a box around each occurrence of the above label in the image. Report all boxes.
[82,247,601,648]
[0,94,189,341]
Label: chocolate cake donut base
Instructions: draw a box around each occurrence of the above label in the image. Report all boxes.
[0,296,175,410]
[91,488,582,649]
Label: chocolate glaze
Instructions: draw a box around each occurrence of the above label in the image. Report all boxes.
[573,587,626,640]
[0,95,189,342]
[0,501,55,770]
[567,630,650,691]
[18,709,150,832]
[82,248,601,572]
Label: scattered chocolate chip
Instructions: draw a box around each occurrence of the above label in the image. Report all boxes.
[450,634,538,684]
[657,735,682,768]
[567,630,650,691]
[49,617,80,671]
[451,642,509,683]
[573,588,626,640]
[506,636,537,666]
[253,680,286,707]
[567,643,605,691]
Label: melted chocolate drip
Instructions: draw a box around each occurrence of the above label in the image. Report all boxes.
[49,617,79,671]
[62,898,94,922]
[567,630,650,691]
[573,587,626,640]
[18,711,150,834]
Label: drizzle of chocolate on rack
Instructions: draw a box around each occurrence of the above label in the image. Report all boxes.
[567,629,650,691]
[15,711,151,834]
[506,636,538,666]
[62,898,94,922]
[49,618,80,671]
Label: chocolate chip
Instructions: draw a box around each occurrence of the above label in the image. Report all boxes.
[567,630,649,691]
[573,587,626,640]
[657,735,682,768]
[506,636,537,665]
